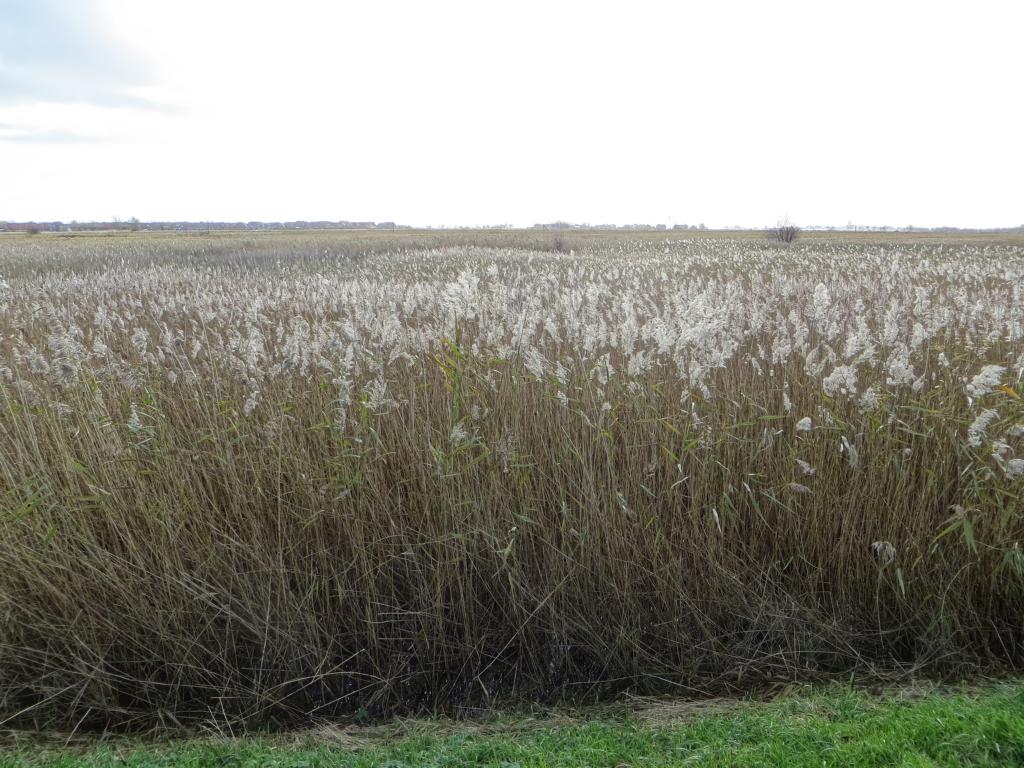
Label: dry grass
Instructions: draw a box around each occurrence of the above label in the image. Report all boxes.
[0,232,1021,728]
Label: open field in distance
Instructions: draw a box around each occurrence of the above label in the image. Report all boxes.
[0,230,1022,728]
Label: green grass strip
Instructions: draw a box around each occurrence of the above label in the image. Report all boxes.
[4,684,1024,767]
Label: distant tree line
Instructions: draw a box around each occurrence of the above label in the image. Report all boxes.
[2,220,1022,235]
[0,220,415,233]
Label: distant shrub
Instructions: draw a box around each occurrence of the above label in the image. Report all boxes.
[772,218,800,243]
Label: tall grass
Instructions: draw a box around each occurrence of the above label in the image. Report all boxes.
[0,233,1022,727]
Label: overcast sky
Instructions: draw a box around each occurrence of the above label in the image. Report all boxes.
[1,0,1021,228]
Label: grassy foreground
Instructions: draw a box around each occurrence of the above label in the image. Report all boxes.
[4,685,1023,767]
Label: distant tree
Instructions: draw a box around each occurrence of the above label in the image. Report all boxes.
[772,217,800,243]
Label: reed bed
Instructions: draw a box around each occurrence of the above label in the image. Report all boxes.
[0,233,1021,727]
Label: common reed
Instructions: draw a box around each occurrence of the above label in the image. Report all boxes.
[0,233,1021,727]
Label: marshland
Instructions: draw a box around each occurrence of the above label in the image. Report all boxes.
[0,229,1022,729]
